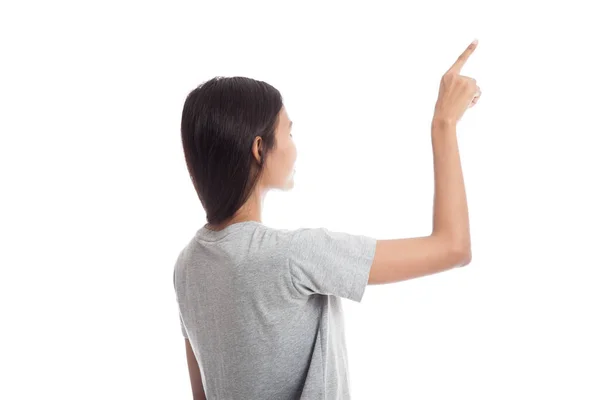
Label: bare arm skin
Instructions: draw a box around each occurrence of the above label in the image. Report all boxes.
[368,40,480,285]
[185,339,206,400]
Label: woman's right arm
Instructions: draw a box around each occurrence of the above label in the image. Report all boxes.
[368,40,480,285]
[368,120,471,285]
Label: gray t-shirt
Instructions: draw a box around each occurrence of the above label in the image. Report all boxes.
[173,221,377,399]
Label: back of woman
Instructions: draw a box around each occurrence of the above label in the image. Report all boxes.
[174,221,375,399]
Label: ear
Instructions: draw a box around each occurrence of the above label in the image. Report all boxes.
[252,136,263,165]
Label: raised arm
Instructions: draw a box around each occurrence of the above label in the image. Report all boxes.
[368,40,481,285]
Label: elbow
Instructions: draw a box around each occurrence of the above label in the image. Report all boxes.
[459,248,472,267]
[450,244,472,268]
[433,232,472,268]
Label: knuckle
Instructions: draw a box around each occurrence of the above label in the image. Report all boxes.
[461,77,476,88]
[442,72,455,81]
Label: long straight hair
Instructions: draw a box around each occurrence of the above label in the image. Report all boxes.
[180,76,283,225]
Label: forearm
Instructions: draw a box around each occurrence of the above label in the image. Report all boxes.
[430,118,471,257]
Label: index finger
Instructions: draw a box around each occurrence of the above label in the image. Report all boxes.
[447,39,478,74]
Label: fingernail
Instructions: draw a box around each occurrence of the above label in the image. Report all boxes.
[472,39,479,45]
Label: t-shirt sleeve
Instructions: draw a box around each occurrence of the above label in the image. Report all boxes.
[179,313,188,339]
[286,227,377,302]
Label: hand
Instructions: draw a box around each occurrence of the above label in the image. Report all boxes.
[433,39,482,124]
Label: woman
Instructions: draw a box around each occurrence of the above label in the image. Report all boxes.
[173,40,481,399]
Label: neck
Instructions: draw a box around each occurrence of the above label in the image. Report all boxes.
[206,188,265,230]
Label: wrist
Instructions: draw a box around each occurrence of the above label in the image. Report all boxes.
[431,116,457,132]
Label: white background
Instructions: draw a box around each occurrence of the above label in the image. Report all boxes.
[1,0,599,399]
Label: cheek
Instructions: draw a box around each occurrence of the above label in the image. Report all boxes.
[290,142,297,164]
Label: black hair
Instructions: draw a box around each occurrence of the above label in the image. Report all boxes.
[180,76,283,225]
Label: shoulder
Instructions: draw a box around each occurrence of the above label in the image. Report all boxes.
[259,225,330,249]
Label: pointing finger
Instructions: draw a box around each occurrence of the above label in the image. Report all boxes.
[448,39,478,74]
